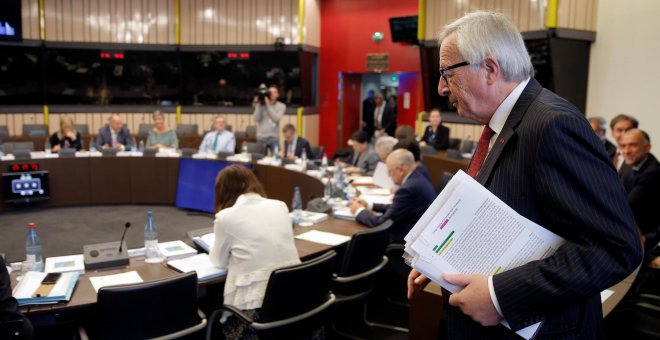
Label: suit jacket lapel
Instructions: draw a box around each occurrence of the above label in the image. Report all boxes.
[476,79,544,185]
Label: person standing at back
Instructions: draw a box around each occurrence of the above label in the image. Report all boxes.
[407,11,642,339]
[252,85,286,155]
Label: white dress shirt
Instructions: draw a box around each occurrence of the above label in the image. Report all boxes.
[199,129,236,154]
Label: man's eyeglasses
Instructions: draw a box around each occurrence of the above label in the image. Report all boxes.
[439,61,470,84]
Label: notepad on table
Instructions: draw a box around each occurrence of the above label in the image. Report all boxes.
[12,271,79,306]
[89,271,144,293]
[295,230,351,246]
[332,207,356,221]
[167,253,227,281]
[192,233,215,253]
[45,254,85,274]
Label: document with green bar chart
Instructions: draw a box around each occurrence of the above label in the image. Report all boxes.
[404,170,565,339]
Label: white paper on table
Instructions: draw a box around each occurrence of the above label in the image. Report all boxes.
[404,170,566,339]
[372,162,395,190]
[89,271,144,293]
[361,194,392,206]
[167,253,227,281]
[349,176,373,185]
[332,207,356,221]
[295,230,351,246]
[601,289,615,303]
[45,254,85,274]
[12,271,77,299]
[358,187,391,196]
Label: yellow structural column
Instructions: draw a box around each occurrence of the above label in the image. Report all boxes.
[39,0,48,125]
[297,107,304,137]
[175,0,182,124]
[298,0,305,44]
[417,111,425,138]
[418,0,426,41]
[545,0,559,28]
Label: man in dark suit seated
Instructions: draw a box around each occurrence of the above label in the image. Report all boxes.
[279,123,313,160]
[407,11,641,339]
[348,149,436,244]
[95,114,134,151]
[588,116,617,159]
[618,129,660,236]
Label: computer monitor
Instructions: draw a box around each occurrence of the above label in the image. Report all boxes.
[2,171,50,203]
[389,16,418,44]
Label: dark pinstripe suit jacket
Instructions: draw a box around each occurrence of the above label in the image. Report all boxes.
[446,79,643,339]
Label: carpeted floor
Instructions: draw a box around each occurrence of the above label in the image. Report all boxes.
[0,205,214,263]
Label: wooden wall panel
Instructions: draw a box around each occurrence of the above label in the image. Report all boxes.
[425,0,546,40]
[21,0,40,40]
[303,0,320,47]
[557,0,598,31]
[180,0,299,45]
[36,0,174,43]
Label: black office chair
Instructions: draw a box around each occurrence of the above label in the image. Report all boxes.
[460,139,476,154]
[311,146,324,159]
[80,271,206,340]
[436,171,454,194]
[22,124,47,138]
[0,319,30,340]
[606,293,660,339]
[206,250,338,340]
[0,125,9,141]
[2,142,34,153]
[137,123,154,138]
[243,142,267,155]
[74,124,90,136]
[175,124,199,136]
[332,220,395,336]
[448,138,461,150]
[246,125,257,139]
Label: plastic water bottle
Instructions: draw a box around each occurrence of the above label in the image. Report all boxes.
[90,137,97,152]
[45,141,51,155]
[25,222,43,272]
[138,140,145,153]
[321,153,329,167]
[291,186,303,225]
[242,144,248,156]
[324,176,333,200]
[144,211,162,263]
[272,145,279,161]
[131,137,138,152]
[300,148,308,171]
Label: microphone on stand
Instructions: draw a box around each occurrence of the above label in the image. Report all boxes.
[118,222,131,253]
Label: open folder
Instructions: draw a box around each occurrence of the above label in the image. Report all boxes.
[12,272,79,306]
[404,170,566,340]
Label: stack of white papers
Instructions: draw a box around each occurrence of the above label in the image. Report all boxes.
[332,206,356,221]
[192,152,218,160]
[404,170,565,339]
[157,240,197,261]
[13,271,79,305]
[358,187,391,196]
[372,162,395,189]
[192,233,215,253]
[167,253,227,281]
[291,211,329,225]
[45,254,85,274]
[349,176,373,185]
[295,230,351,246]
[89,271,144,293]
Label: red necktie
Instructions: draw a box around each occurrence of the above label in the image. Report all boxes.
[467,125,496,178]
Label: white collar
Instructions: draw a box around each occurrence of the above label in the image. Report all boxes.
[488,78,530,137]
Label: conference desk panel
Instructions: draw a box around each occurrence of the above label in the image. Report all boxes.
[254,164,324,210]
[88,157,132,205]
[424,151,470,188]
[128,157,179,204]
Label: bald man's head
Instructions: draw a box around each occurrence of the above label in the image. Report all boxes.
[108,114,123,133]
[620,128,651,166]
[386,149,415,185]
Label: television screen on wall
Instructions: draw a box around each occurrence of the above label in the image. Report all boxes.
[0,46,43,105]
[389,16,418,44]
[0,0,22,42]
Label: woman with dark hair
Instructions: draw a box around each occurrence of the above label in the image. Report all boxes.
[209,164,300,339]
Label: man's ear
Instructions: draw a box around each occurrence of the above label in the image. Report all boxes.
[483,57,501,85]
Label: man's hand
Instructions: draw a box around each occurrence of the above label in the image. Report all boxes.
[650,256,660,268]
[347,198,367,214]
[51,144,61,153]
[407,269,431,300]
[444,273,502,326]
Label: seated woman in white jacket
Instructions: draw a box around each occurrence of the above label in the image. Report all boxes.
[209,164,300,338]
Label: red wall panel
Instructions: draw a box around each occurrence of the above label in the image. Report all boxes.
[319,0,421,155]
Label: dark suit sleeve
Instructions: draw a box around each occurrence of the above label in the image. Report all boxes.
[433,126,450,150]
[421,127,431,144]
[356,186,413,237]
[493,114,643,330]
[71,132,83,150]
[627,165,660,235]
[96,128,106,149]
[122,127,134,148]
[48,133,59,148]
[0,257,20,322]
[303,140,314,159]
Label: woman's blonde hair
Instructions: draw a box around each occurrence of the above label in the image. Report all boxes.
[57,115,77,139]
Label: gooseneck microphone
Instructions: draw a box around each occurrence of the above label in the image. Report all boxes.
[118,222,131,253]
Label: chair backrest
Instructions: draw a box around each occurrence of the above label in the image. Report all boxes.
[75,124,90,136]
[244,142,266,155]
[0,319,27,340]
[436,171,454,194]
[3,142,34,153]
[259,250,337,324]
[22,124,47,138]
[0,125,9,140]
[246,125,257,139]
[420,145,437,155]
[176,124,199,136]
[448,138,461,150]
[234,131,247,139]
[311,146,324,159]
[337,220,392,278]
[137,123,153,137]
[460,140,476,154]
[94,272,200,340]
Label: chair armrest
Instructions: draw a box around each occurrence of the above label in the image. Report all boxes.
[333,256,388,283]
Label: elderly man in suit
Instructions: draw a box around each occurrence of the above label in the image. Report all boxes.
[279,123,313,160]
[407,11,641,339]
[618,129,660,236]
[348,149,436,244]
[96,114,134,150]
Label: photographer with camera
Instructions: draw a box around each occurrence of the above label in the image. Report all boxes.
[252,84,285,155]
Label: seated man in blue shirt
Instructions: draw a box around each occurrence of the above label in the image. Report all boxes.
[199,116,236,154]
[348,149,436,244]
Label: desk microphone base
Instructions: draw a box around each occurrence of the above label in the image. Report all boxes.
[83,241,129,270]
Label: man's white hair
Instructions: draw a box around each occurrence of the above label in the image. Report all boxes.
[439,11,533,81]
[387,149,415,168]
[375,136,398,157]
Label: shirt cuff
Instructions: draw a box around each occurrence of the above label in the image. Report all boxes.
[366,201,373,211]
[488,275,504,318]
[355,207,366,216]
